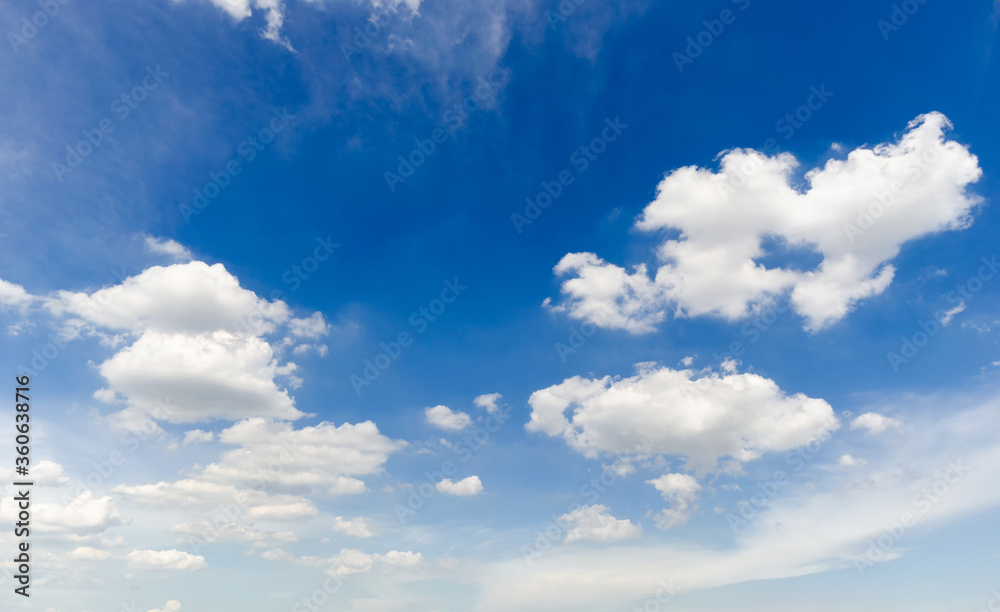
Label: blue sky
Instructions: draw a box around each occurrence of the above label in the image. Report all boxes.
[2,0,1000,610]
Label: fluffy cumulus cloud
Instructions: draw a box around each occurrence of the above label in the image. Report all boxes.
[560,504,642,543]
[332,516,376,538]
[0,278,32,310]
[147,602,181,612]
[0,491,128,535]
[199,417,404,494]
[41,262,331,428]
[646,473,701,529]
[127,549,207,572]
[548,113,982,332]
[527,363,838,471]
[850,412,902,434]
[435,476,484,496]
[424,405,472,430]
[473,393,503,414]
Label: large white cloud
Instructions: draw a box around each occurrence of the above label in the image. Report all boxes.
[41,262,330,427]
[111,479,318,522]
[199,417,404,494]
[0,491,128,535]
[478,396,1000,611]
[526,363,838,471]
[548,112,982,332]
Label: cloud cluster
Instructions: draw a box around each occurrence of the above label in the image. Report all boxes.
[548,113,982,332]
[560,504,641,543]
[526,363,838,471]
[127,549,207,572]
[37,262,334,429]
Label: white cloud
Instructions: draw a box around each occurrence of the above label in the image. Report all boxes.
[288,312,330,338]
[41,262,336,427]
[526,363,838,471]
[435,476,483,496]
[474,396,1000,612]
[850,412,902,434]
[262,547,423,576]
[0,278,32,310]
[170,521,297,545]
[332,516,376,538]
[473,393,503,414]
[646,473,701,529]
[560,504,642,543]
[941,302,966,326]
[127,549,207,572]
[33,460,70,486]
[838,454,867,467]
[143,235,192,262]
[425,405,472,430]
[147,602,181,612]
[112,479,318,521]
[182,429,215,445]
[199,417,403,494]
[548,113,982,333]
[0,491,128,535]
